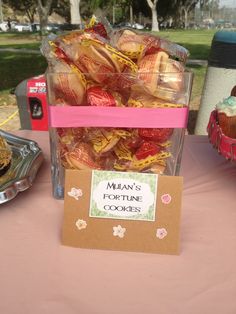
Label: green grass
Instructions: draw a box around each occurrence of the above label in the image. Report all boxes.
[0,32,38,39]
[0,32,41,51]
[0,52,47,91]
[157,29,215,59]
[0,42,41,49]
[0,29,216,58]
[0,51,47,105]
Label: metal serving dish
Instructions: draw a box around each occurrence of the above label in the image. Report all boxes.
[0,130,44,204]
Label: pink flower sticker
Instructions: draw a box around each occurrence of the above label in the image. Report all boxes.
[161,193,172,205]
[75,219,87,230]
[113,225,126,238]
[68,187,83,200]
[156,228,168,239]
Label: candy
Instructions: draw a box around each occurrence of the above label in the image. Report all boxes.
[134,141,161,160]
[138,128,173,143]
[87,86,124,107]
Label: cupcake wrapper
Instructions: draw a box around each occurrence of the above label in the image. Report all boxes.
[218,112,236,138]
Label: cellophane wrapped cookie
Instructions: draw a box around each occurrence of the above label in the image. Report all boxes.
[42,16,193,198]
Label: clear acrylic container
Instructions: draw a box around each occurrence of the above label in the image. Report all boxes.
[46,71,193,199]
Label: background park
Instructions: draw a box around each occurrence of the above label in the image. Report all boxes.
[0,0,235,132]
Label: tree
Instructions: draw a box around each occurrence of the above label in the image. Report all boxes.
[146,0,159,31]
[155,0,176,27]
[4,0,73,27]
[118,0,134,25]
[178,0,198,29]
[3,0,36,23]
[199,0,210,21]
[70,0,81,24]
[37,0,54,35]
[133,0,151,20]
[53,0,70,22]
[199,0,210,9]
[88,0,115,23]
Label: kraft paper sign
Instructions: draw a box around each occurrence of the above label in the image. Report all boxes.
[62,170,183,255]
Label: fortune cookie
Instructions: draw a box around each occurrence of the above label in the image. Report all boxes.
[138,51,169,95]
[66,143,101,170]
[48,61,86,106]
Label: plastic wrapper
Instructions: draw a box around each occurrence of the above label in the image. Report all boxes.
[111,28,189,63]
[42,17,193,199]
[87,86,125,107]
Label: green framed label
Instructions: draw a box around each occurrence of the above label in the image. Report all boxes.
[89,170,158,221]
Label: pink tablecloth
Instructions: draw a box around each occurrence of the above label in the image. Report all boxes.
[0,131,236,314]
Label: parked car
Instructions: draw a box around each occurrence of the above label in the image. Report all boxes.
[132,23,145,30]
[113,22,132,29]
[30,23,40,32]
[144,23,152,30]
[0,22,9,32]
[114,22,145,30]
[58,23,83,31]
[46,23,61,32]
[13,23,31,32]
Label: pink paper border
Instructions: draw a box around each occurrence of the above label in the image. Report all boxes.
[49,106,189,128]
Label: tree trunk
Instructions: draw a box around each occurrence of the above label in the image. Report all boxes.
[26,8,36,24]
[70,0,81,25]
[39,12,48,35]
[37,0,53,36]
[146,0,159,32]
[130,5,133,26]
[0,0,3,23]
[151,6,159,31]
[183,8,188,29]
[174,4,183,28]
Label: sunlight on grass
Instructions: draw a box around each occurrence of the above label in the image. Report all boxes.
[158,29,215,44]
[158,29,215,59]
[0,42,41,49]
[187,65,207,106]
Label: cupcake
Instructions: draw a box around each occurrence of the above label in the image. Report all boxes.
[216,96,236,138]
[0,135,12,176]
[231,86,236,96]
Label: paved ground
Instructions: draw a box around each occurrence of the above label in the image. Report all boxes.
[0,104,20,132]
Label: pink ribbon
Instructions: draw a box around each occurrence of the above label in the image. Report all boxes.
[49,106,189,128]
